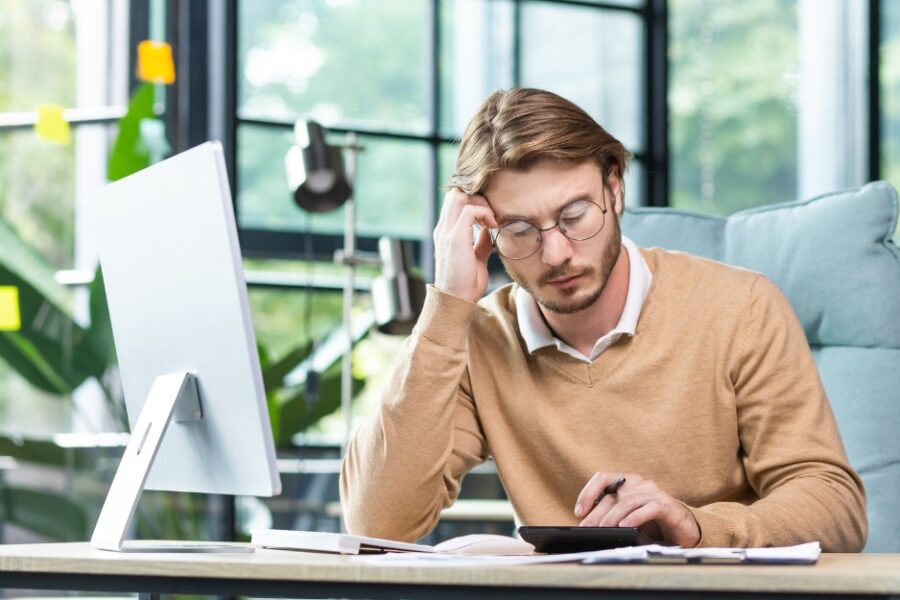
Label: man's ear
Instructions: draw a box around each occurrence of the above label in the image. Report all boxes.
[606,166,624,215]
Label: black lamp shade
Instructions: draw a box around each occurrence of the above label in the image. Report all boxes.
[284,120,352,213]
[371,238,426,335]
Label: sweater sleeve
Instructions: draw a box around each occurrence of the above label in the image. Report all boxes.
[339,285,489,542]
[687,275,867,551]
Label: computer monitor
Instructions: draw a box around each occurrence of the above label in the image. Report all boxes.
[90,141,281,552]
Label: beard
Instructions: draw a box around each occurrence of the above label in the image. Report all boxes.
[502,214,622,315]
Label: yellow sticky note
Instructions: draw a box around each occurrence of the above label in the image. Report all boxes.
[137,40,176,84]
[0,286,22,332]
[35,104,71,145]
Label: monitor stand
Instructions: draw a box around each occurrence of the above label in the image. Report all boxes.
[91,372,252,553]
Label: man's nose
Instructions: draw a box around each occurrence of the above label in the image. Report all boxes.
[540,227,574,266]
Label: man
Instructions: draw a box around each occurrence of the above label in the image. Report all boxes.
[340,88,866,550]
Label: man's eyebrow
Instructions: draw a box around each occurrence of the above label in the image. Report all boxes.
[497,213,533,225]
[493,192,596,226]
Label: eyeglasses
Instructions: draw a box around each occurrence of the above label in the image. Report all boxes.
[490,198,608,260]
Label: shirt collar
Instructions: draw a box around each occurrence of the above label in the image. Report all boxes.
[515,236,653,362]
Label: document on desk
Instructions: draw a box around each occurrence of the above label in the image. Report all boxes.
[358,542,821,567]
[357,549,617,566]
[581,542,822,565]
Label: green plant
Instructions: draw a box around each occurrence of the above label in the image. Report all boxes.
[259,342,365,447]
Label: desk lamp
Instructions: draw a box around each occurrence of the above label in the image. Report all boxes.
[284,120,423,468]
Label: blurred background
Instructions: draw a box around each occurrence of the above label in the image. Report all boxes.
[0,0,898,552]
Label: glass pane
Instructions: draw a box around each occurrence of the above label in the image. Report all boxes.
[521,2,644,153]
[882,0,900,239]
[0,1,75,112]
[247,282,342,361]
[237,125,429,239]
[439,142,458,193]
[0,128,75,268]
[0,361,75,434]
[669,0,799,215]
[439,0,514,137]
[238,0,430,134]
[624,158,644,208]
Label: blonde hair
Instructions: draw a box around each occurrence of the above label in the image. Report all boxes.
[448,88,632,198]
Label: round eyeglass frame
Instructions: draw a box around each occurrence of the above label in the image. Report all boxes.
[489,198,609,260]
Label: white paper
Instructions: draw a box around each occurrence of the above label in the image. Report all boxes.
[359,545,673,566]
[357,541,821,566]
[744,541,821,563]
[583,542,821,565]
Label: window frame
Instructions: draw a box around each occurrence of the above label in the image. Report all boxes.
[211,0,667,278]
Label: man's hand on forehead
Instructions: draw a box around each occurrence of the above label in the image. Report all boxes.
[433,188,497,303]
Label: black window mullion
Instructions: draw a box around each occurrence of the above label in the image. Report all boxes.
[645,0,668,207]
[225,0,239,211]
[128,0,150,95]
[425,0,441,280]
[240,229,421,263]
[513,0,522,86]
[869,0,881,182]
[166,0,210,153]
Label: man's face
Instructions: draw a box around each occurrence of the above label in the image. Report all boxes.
[485,159,623,314]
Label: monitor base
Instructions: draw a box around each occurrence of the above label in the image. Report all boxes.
[91,372,207,553]
[112,540,254,554]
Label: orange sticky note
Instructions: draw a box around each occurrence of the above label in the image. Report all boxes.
[35,104,71,144]
[137,40,176,84]
[0,286,21,331]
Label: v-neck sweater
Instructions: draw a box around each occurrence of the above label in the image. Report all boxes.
[340,247,867,551]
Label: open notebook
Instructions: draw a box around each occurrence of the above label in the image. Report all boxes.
[250,529,535,556]
[251,529,435,555]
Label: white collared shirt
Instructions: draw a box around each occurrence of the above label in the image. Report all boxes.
[515,236,653,363]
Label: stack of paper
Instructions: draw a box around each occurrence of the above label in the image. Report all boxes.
[569,541,820,565]
[359,542,821,567]
[253,528,821,567]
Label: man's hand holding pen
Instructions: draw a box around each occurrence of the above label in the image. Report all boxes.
[574,472,701,548]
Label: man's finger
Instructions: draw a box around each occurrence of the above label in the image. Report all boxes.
[619,501,666,529]
[439,189,491,231]
[473,226,494,263]
[456,204,498,230]
[575,472,628,517]
[437,189,467,233]
[598,494,660,528]
[578,492,617,527]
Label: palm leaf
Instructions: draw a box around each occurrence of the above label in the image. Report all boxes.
[0,486,88,542]
[0,218,106,393]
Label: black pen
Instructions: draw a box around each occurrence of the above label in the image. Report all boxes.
[593,477,626,507]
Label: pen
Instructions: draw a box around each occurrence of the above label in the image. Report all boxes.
[593,477,626,507]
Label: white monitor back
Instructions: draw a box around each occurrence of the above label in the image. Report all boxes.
[94,141,280,497]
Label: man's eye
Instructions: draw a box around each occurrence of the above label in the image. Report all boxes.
[504,221,533,235]
[560,213,586,227]
[560,202,589,220]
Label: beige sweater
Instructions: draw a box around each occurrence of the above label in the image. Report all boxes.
[341,248,867,551]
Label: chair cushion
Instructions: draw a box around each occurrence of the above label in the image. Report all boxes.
[813,346,900,553]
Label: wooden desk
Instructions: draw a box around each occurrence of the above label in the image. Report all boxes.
[0,543,898,600]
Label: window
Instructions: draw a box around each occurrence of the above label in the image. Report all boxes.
[669,0,869,216]
[0,0,128,434]
[231,0,660,272]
